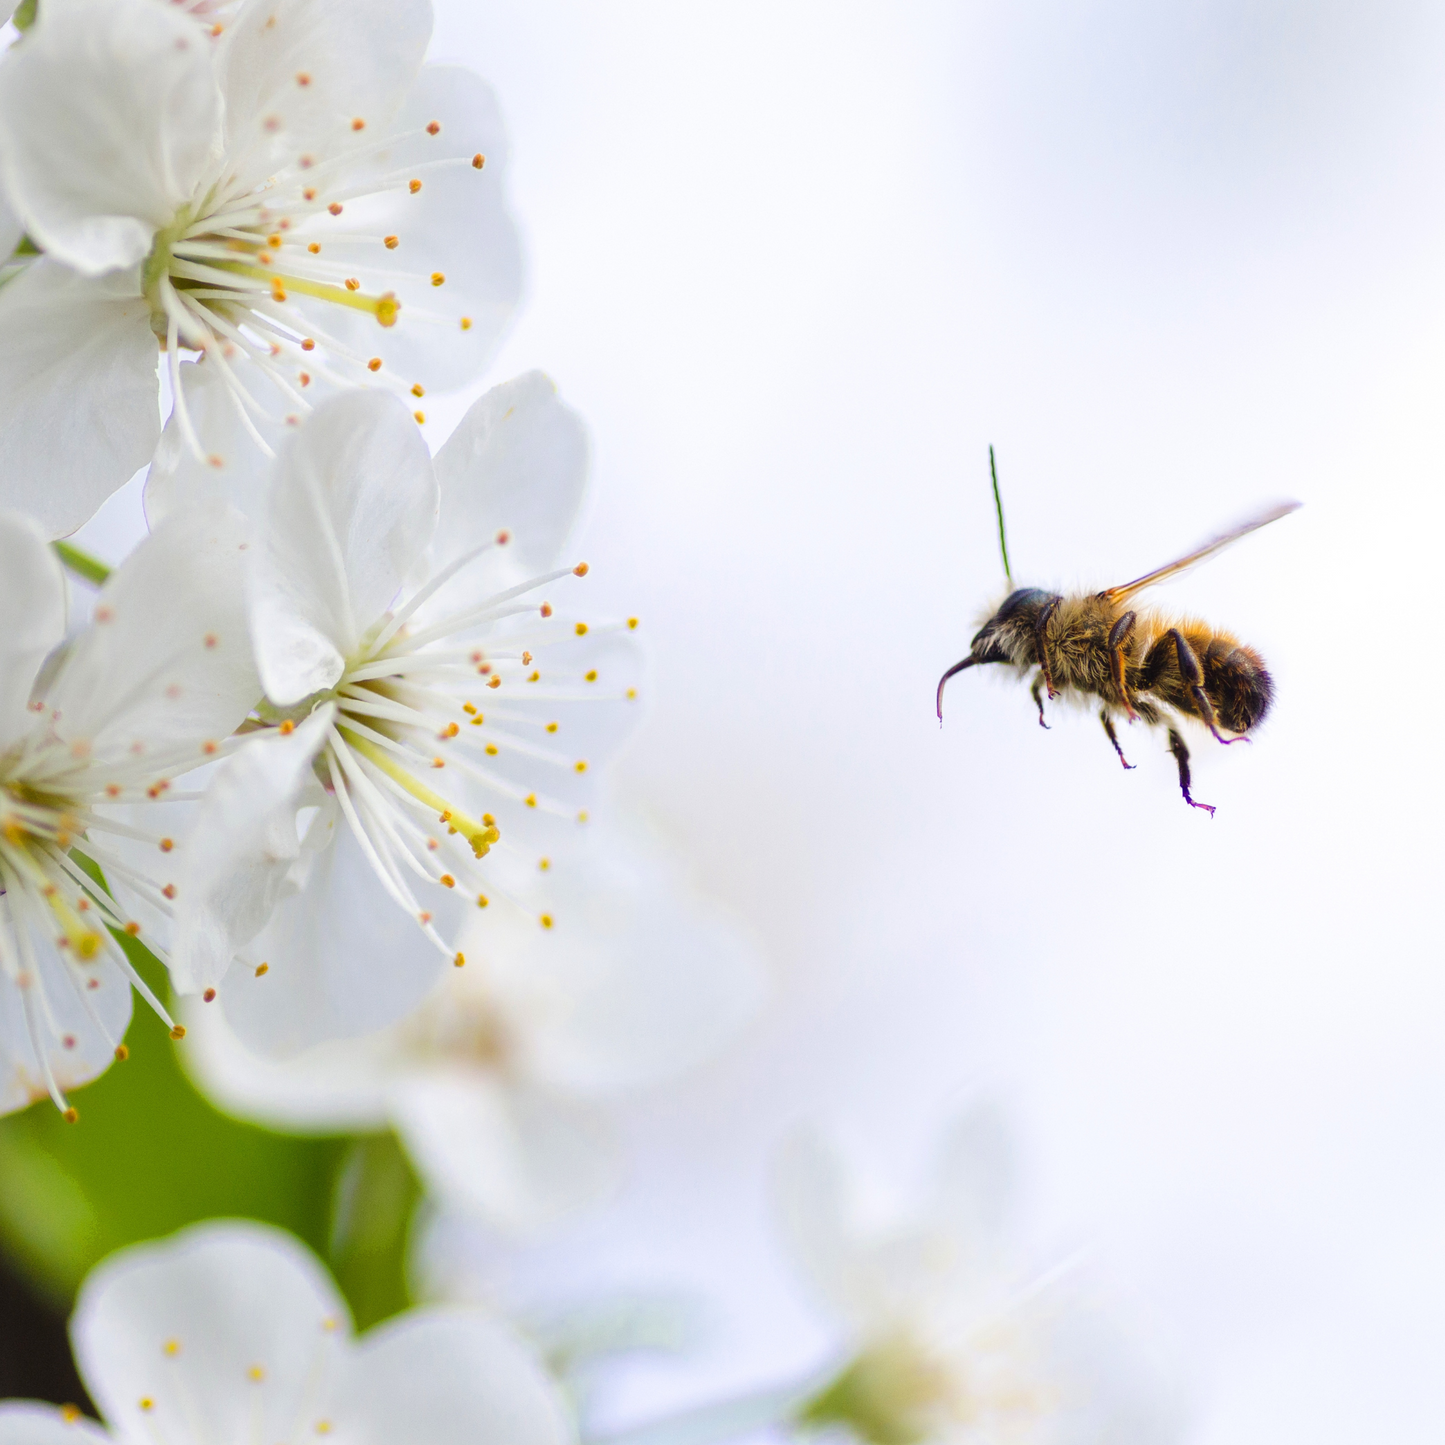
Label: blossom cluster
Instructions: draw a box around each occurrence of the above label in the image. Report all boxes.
[0,3,1173,1444]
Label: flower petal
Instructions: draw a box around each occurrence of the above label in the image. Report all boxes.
[329,1309,571,1445]
[0,1404,113,1444]
[0,0,222,274]
[292,64,522,394]
[0,260,158,538]
[251,389,436,705]
[464,817,764,1096]
[0,511,66,752]
[180,992,392,1132]
[429,372,588,594]
[391,1072,619,1234]
[45,501,259,766]
[219,0,432,194]
[168,705,333,995]
[71,1221,351,1444]
[144,357,289,529]
[215,819,454,1055]
[0,928,133,1118]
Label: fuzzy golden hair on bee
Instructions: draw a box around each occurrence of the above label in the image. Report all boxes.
[938,453,1298,816]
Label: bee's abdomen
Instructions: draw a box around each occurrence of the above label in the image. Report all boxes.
[1202,639,1274,733]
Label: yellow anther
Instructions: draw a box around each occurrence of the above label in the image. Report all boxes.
[342,729,496,857]
[540,914,553,929]
[462,702,476,714]
[546,722,558,733]
[170,1025,186,1040]
[453,952,465,967]
[628,617,640,629]
[140,1399,154,1412]
[279,719,295,735]
[585,670,598,682]
[439,874,455,888]
[255,962,269,977]
[539,857,550,871]
[412,383,425,397]
[367,356,382,371]
[249,1365,265,1382]
[414,410,426,423]
[345,277,361,291]
[164,1340,180,1357]
[574,760,588,773]
[575,622,588,636]
[430,272,446,287]
[408,179,423,193]
[525,793,537,808]
[384,235,399,249]
[114,1044,129,1061]
[485,744,498,756]
[63,1107,79,1123]
[573,562,590,576]
[460,316,473,330]
[476,894,489,908]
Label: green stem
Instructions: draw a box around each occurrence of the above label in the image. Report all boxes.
[52,541,111,587]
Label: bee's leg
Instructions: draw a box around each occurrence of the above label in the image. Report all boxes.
[1034,595,1063,699]
[1107,610,1139,722]
[1147,629,1244,746]
[1168,727,1215,816]
[1100,709,1135,769]
[1031,674,1050,729]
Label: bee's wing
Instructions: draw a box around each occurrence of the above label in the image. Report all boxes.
[1099,500,1301,605]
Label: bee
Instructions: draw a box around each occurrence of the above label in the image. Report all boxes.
[937,450,1299,816]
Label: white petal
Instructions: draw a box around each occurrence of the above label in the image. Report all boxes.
[773,1130,877,1332]
[168,705,332,994]
[430,628,644,858]
[465,818,764,1097]
[46,501,259,765]
[0,1405,112,1445]
[180,991,392,1132]
[429,372,588,595]
[0,260,158,537]
[251,389,436,705]
[329,1309,572,1445]
[0,0,221,274]
[294,64,521,393]
[144,357,287,528]
[219,0,432,194]
[930,1104,1017,1262]
[0,511,66,752]
[72,1221,351,1444]
[391,1073,618,1234]
[0,924,132,1117]
[0,186,24,261]
[215,820,453,1055]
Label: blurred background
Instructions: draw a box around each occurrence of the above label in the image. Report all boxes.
[14,2,1445,1442]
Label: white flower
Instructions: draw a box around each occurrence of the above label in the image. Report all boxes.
[0,1220,573,1445]
[0,0,521,536]
[0,503,259,1120]
[778,1109,1174,1445]
[167,376,641,1054]
[184,815,763,1233]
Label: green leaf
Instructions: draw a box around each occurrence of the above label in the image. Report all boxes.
[0,932,421,1330]
[328,1132,423,1331]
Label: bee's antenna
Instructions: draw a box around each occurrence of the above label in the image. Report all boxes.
[936,655,978,725]
[989,444,1013,587]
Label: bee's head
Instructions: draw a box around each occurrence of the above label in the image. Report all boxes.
[969,587,1052,662]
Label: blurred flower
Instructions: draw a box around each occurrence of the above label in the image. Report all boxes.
[185,815,763,1232]
[778,1108,1174,1445]
[0,0,520,536]
[0,504,259,1119]
[0,1220,573,1445]
[166,377,641,1054]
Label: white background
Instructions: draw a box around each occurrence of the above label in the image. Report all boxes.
[81,3,1445,1441]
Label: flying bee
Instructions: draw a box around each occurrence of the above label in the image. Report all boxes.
[937,450,1299,816]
